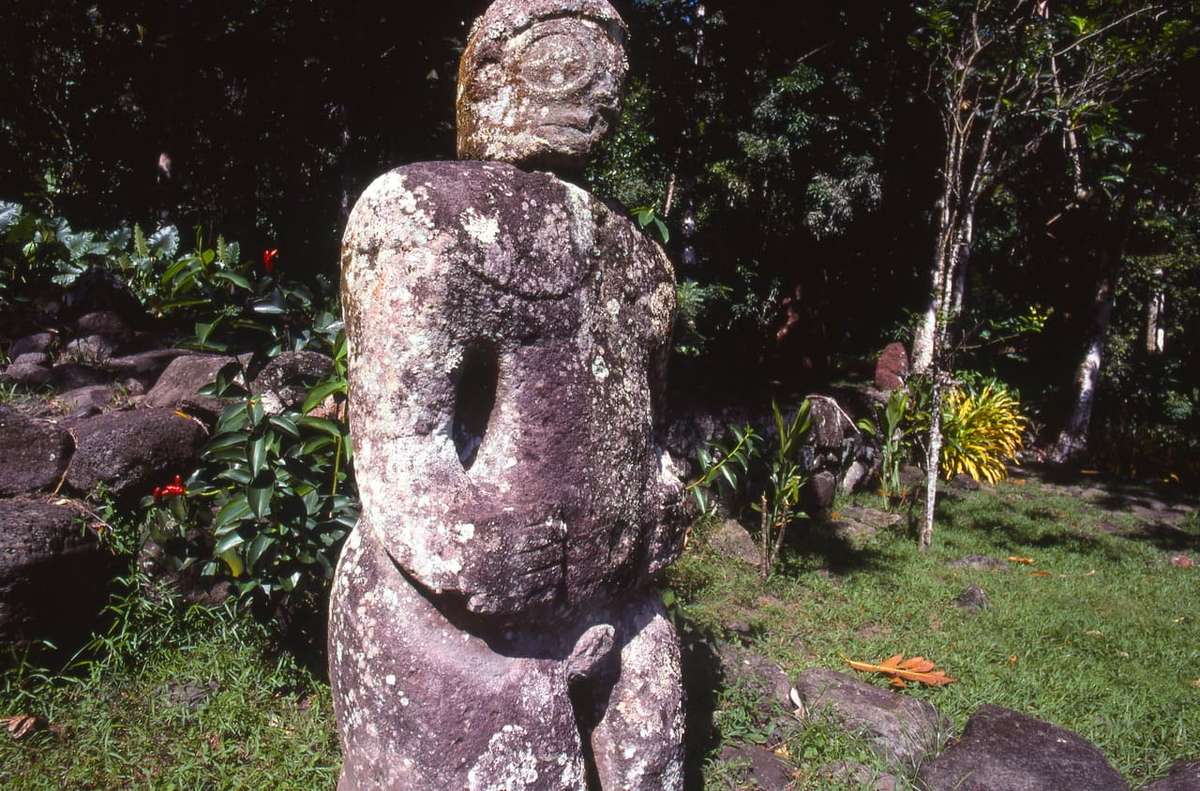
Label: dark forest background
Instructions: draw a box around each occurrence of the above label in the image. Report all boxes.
[3,0,1199,477]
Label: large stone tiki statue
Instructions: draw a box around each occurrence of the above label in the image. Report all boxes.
[329,1,689,788]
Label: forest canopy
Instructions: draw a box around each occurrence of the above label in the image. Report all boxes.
[2,0,1198,478]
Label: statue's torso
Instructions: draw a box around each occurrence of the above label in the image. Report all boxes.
[342,160,683,620]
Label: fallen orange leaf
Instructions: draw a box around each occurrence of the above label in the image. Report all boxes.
[1008,655,1018,667]
[2,714,43,740]
[1030,570,1053,577]
[843,654,956,687]
[1008,556,1035,565]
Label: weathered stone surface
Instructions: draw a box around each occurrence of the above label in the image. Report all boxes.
[0,362,52,387]
[341,159,681,620]
[11,352,50,367]
[143,354,235,415]
[841,459,871,494]
[65,408,206,500]
[251,350,332,413]
[875,342,909,391]
[718,643,794,727]
[331,3,686,786]
[54,385,116,415]
[64,334,118,363]
[818,761,898,791]
[330,532,685,790]
[809,397,847,450]
[457,0,629,173]
[948,554,1010,572]
[51,362,111,390]
[953,584,990,611]
[717,744,795,790]
[106,348,190,381]
[917,705,1129,791]
[74,310,129,338]
[0,498,118,644]
[795,668,943,769]
[1141,760,1200,791]
[709,518,761,567]
[0,408,72,496]
[804,470,839,515]
[9,332,55,358]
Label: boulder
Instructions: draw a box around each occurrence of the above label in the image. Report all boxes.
[143,354,236,417]
[1141,761,1200,791]
[709,518,761,567]
[251,350,333,413]
[104,348,192,384]
[716,744,795,790]
[804,470,839,516]
[953,584,990,611]
[795,667,943,769]
[54,385,116,415]
[948,554,1010,572]
[65,408,206,500]
[0,362,52,388]
[827,506,901,548]
[718,643,794,727]
[11,352,50,367]
[917,705,1129,791]
[64,334,118,363]
[808,397,847,450]
[8,332,55,358]
[50,362,111,390]
[841,459,872,495]
[875,342,909,391]
[0,408,72,497]
[74,310,129,338]
[818,761,897,791]
[0,498,119,644]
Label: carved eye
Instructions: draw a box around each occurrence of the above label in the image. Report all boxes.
[515,31,600,93]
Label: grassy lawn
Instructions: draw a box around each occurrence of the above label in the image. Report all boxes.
[680,478,1199,788]
[2,478,1195,789]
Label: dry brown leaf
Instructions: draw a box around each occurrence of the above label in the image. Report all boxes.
[1008,655,1018,667]
[843,654,956,687]
[1191,678,1200,690]
[2,714,45,740]
[1008,556,1035,565]
[1029,570,1053,577]
[1170,555,1194,569]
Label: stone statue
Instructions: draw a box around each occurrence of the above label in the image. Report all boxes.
[329,0,688,788]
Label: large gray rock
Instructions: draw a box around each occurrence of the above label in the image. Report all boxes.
[1141,761,1200,791]
[104,348,192,381]
[0,498,118,644]
[54,385,116,416]
[917,705,1129,791]
[708,518,761,567]
[716,744,795,790]
[65,408,206,500]
[0,362,52,388]
[143,354,235,416]
[64,334,118,363]
[251,350,332,413]
[717,643,794,728]
[50,362,110,390]
[74,310,129,338]
[331,2,687,787]
[8,331,55,358]
[0,408,72,496]
[795,667,943,769]
[11,352,49,367]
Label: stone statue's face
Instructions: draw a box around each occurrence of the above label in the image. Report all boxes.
[457,1,628,173]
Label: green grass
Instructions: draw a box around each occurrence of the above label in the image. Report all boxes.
[677,479,1199,788]
[0,574,338,790]
[2,480,1195,790]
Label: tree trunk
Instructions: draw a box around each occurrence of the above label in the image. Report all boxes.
[1145,267,1165,354]
[1049,272,1113,463]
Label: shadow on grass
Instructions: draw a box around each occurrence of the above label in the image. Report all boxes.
[783,518,895,577]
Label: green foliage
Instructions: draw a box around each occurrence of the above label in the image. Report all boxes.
[856,389,917,503]
[185,331,356,600]
[690,400,813,579]
[939,381,1028,484]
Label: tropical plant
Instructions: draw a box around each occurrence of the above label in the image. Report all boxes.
[690,399,813,580]
[188,345,357,599]
[856,389,917,504]
[938,380,1027,484]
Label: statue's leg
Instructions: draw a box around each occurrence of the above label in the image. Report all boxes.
[586,594,686,791]
[329,526,589,790]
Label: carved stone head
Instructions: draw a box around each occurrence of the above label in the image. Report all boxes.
[457,0,629,173]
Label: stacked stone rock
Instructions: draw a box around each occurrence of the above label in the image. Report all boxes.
[0,303,332,645]
[328,2,690,788]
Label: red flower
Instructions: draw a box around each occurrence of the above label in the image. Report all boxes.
[153,474,187,501]
[262,248,279,274]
